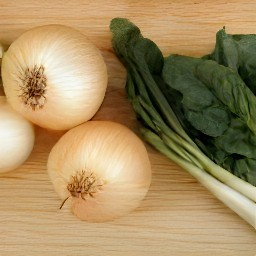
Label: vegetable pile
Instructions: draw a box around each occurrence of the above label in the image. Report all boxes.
[0,24,151,222]
[1,20,256,227]
[110,18,256,228]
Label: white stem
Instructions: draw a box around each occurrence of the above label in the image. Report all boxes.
[144,130,256,229]
[162,132,256,203]
[178,159,256,229]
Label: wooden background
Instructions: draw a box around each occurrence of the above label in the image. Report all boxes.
[0,1,255,255]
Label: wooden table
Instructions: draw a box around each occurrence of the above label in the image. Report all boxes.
[0,1,255,255]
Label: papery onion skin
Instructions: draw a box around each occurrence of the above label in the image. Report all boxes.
[47,121,152,222]
[0,97,35,173]
[1,24,108,130]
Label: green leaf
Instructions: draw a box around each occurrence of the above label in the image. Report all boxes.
[223,157,256,186]
[214,118,256,158]
[110,17,142,60]
[196,59,256,136]
[162,55,231,137]
[110,18,163,75]
[207,28,256,94]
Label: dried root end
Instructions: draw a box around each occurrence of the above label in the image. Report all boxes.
[19,65,47,110]
[60,170,104,209]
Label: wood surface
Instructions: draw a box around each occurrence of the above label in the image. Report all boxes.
[0,1,255,255]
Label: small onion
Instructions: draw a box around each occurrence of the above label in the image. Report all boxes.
[1,24,108,130]
[47,121,151,222]
[0,96,35,173]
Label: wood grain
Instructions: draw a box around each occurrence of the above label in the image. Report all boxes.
[0,1,255,255]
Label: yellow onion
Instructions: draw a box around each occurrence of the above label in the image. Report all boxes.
[47,121,151,222]
[0,96,35,173]
[1,24,108,130]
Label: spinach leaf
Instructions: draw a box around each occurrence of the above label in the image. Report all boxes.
[229,158,256,186]
[214,118,256,159]
[110,17,163,75]
[195,59,256,136]
[206,28,256,94]
[163,55,231,137]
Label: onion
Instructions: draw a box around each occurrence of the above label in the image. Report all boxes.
[1,24,108,130]
[47,121,152,222]
[0,96,35,173]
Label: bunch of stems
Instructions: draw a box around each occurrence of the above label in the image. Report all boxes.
[126,67,256,229]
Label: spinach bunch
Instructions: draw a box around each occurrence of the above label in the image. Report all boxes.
[110,17,256,228]
[110,18,256,187]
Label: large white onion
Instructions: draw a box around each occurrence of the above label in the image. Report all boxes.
[47,121,152,222]
[1,24,108,130]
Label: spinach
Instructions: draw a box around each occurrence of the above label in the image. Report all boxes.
[110,17,256,187]
[205,28,256,94]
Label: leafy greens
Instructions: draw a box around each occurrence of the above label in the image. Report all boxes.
[162,54,256,186]
[110,18,256,228]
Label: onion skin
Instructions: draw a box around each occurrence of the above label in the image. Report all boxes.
[0,97,35,173]
[1,24,108,130]
[47,121,152,222]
